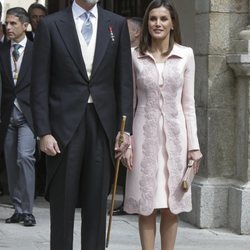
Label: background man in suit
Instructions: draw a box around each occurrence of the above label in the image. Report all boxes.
[0,7,36,226]
[26,2,47,41]
[31,0,133,249]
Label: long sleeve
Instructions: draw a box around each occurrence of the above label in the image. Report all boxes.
[30,18,51,137]
[114,18,133,133]
[182,48,200,151]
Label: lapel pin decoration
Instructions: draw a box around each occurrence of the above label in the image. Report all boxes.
[109,26,115,42]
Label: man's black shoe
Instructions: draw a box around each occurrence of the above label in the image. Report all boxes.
[5,213,24,223]
[111,204,128,216]
[23,214,36,226]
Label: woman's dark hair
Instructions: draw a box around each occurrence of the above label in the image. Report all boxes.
[139,0,182,55]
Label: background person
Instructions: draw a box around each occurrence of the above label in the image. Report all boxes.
[0,7,36,227]
[26,2,47,41]
[124,1,202,249]
[127,17,142,48]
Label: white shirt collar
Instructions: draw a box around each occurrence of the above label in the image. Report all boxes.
[72,1,98,19]
[11,36,27,48]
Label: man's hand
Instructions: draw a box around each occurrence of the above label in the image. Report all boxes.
[114,132,130,159]
[39,134,61,156]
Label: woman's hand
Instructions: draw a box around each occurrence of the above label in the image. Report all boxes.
[114,132,131,159]
[187,150,202,174]
[121,148,133,171]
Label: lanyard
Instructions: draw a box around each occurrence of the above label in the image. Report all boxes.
[12,50,24,81]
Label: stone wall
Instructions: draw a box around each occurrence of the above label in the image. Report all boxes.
[196,0,248,179]
[181,0,250,234]
[174,0,195,48]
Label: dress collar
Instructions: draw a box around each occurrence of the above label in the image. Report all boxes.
[137,43,184,60]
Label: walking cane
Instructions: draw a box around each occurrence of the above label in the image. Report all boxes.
[106,115,127,248]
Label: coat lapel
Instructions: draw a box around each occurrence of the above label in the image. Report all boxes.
[16,40,32,86]
[1,42,15,86]
[91,6,110,79]
[55,7,88,82]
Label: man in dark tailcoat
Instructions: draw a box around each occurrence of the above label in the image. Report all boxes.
[31,0,133,249]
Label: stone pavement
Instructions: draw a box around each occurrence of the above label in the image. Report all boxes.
[0,195,250,250]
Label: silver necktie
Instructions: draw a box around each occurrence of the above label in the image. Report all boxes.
[12,44,22,61]
[81,12,93,45]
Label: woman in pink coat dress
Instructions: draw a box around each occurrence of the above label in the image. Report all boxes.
[123,1,203,249]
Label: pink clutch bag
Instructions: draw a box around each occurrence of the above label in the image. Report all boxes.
[181,160,195,192]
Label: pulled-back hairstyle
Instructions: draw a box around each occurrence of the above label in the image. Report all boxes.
[139,0,182,55]
[6,7,29,23]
